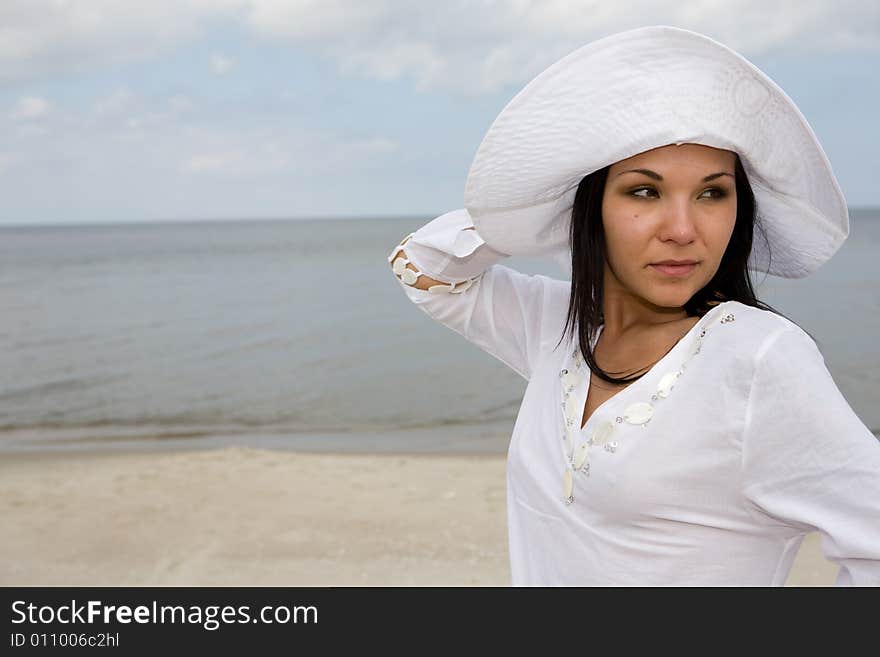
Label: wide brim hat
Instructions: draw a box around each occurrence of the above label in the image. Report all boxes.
[463,25,848,279]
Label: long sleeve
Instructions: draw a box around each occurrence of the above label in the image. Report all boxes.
[388,208,570,381]
[392,207,509,283]
[740,325,880,586]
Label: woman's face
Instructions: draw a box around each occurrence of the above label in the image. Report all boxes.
[601,143,738,310]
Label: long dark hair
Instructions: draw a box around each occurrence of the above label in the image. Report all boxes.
[555,153,816,385]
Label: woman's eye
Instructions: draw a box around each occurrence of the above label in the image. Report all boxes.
[628,187,728,200]
[701,188,727,199]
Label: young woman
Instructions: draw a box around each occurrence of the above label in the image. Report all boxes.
[387,26,880,586]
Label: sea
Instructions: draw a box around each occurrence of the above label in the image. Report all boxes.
[1,209,878,454]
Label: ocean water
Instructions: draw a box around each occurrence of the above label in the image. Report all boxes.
[1,209,878,454]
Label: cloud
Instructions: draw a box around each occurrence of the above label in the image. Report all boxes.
[0,78,397,182]
[346,137,398,155]
[176,131,398,178]
[0,84,407,224]
[210,53,235,75]
[10,96,50,120]
[168,95,196,114]
[179,145,288,176]
[241,0,880,94]
[86,90,196,136]
[0,1,877,93]
[93,88,135,116]
[0,0,247,82]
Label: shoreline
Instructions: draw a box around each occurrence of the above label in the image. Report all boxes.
[3,422,877,458]
[0,420,518,457]
[0,446,838,586]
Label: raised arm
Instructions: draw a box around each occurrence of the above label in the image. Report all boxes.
[387,208,571,381]
[389,230,477,291]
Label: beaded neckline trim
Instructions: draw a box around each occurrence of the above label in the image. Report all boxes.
[558,302,737,505]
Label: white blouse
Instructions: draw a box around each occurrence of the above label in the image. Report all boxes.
[388,209,880,586]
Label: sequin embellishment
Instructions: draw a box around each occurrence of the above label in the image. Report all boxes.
[559,304,735,504]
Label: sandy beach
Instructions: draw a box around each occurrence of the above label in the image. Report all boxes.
[0,446,838,586]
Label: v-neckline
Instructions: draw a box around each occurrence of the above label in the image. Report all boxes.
[574,301,733,432]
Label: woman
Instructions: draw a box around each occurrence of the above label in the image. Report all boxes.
[387,26,880,586]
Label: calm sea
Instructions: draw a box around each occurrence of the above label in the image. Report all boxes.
[1,209,878,454]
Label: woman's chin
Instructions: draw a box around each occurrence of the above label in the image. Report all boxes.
[642,289,697,310]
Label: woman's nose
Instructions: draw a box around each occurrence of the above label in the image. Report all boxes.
[659,199,699,243]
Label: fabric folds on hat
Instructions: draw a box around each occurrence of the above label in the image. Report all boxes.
[463,25,849,279]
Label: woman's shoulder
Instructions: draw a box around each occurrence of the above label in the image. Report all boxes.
[721,300,823,368]
[723,300,812,337]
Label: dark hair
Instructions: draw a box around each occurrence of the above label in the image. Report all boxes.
[556,152,817,385]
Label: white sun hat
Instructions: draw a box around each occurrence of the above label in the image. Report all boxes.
[463,25,849,279]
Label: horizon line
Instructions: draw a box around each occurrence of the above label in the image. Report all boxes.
[1,206,879,230]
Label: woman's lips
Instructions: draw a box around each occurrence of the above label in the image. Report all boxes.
[650,263,697,276]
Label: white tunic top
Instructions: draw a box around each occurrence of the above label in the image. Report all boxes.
[389,209,880,586]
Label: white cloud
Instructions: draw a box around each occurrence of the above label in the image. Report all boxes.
[168,95,196,114]
[0,1,876,224]
[345,137,398,155]
[0,0,247,82]
[176,131,397,178]
[10,96,50,120]
[179,145,289,176]
[210,53,235,75]
[241,0,880,93]
[0,85,405,223]
[88,92,195,132]
[0,1,877,92]
[93,88,135,116]
[180,153,242,174]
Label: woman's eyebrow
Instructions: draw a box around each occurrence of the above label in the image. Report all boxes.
[614,169,734,182]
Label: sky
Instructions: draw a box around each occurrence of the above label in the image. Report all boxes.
[0,0,878,226]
